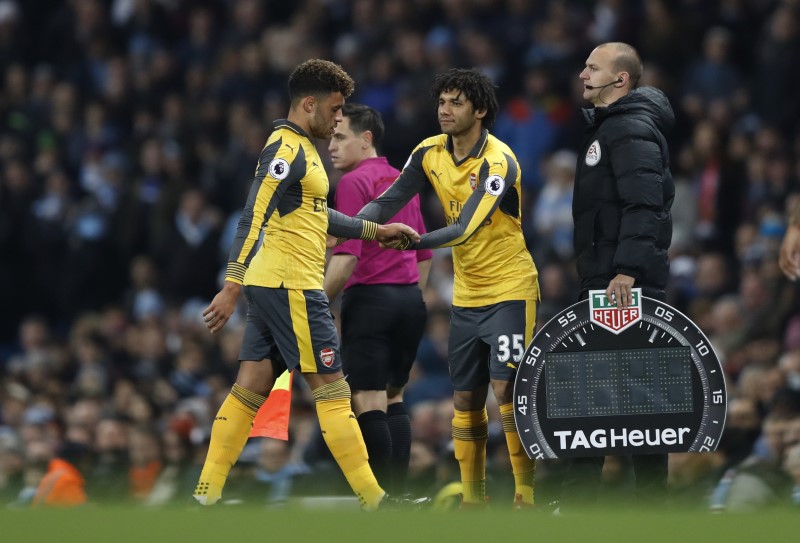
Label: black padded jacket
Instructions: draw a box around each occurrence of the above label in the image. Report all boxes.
[572,86,674,299]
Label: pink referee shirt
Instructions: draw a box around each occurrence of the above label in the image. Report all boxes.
[333,157,432,289]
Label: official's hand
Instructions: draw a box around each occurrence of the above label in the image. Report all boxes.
[326,235,345,249]
[606,274,635,309]
[203,282,241,334]
[779,226,800,281]
[376,223,420,247]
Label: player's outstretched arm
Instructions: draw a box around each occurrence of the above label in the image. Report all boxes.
[376,223,420,246]
[327,209,419,245]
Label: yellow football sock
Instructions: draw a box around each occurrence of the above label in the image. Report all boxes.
[452,408,488,503]
[500,402,535,504]
[314,379,385,510]
[194,383,265,504]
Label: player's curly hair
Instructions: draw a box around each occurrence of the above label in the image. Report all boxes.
[288,59,355,103]
[431,68,499,130]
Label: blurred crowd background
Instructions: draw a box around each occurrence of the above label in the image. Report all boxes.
[1,0,800,510]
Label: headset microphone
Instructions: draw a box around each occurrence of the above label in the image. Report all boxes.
[585,78,623,90]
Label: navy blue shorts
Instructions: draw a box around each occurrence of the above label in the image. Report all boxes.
[448,299,537,390]
[240,286,341,374]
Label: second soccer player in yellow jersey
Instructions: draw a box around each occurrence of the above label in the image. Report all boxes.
[357,68,540,509]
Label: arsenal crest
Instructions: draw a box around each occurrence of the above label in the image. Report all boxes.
[469,173,477,191]
[320,347,335,367]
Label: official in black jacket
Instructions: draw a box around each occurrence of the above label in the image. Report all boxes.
[565,42,675,505]
[573,42,674,307]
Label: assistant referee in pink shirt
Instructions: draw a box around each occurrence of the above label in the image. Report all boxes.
[324,103,432,495]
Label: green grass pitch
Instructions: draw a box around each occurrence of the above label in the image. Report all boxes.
[1,504,796,543]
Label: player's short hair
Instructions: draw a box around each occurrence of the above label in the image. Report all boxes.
[431,68,499,130]
[341,103,384,149]
[604,42,643,89]
[288,59,355,103]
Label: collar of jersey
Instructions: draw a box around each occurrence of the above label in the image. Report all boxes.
[445,128,489,165]
[273,119,310,139]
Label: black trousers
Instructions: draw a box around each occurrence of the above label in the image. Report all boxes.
[563,287,669,504]
[562,453,668,504]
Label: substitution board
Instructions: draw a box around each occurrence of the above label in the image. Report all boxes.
[513,289,726,458]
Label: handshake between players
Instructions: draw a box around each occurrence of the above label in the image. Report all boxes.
[328,223,419,250]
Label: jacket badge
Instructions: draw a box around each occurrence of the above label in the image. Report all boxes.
[585,140,601,166]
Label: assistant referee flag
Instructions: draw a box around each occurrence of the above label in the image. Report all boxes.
[250,370,293,440]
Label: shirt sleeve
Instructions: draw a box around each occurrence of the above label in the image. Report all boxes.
[356,146,430,223]
[327,208,379,241]
[225,137,305,284]
[332,172,370,258]
[410,196,433,262]
[415,152,519,249]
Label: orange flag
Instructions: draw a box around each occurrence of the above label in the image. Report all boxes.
[250,370,293,440]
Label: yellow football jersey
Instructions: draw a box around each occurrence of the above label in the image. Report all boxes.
[359,130,539,307]
[226,120,330,290]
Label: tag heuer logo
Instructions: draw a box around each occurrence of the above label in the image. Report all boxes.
[589,288,642,334]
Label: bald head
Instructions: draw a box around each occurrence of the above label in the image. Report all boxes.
[598,42,643,89]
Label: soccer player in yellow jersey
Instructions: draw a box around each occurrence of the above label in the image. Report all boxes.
[193,59,423,510]
[357,68,540,509]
